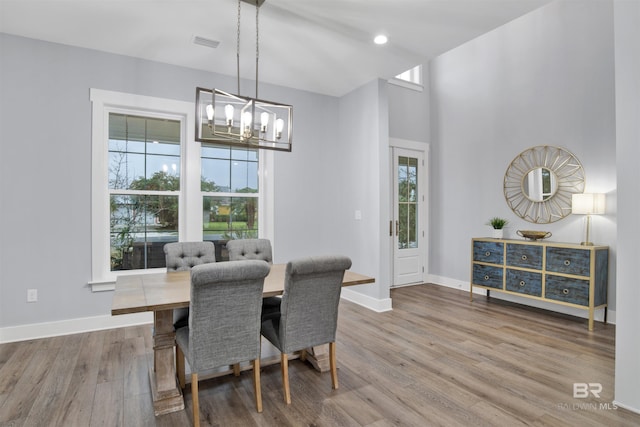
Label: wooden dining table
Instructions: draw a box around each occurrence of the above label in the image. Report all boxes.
[111,263,375,416]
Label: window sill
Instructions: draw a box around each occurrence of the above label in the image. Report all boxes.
[388,78,424,92]
[89,267,166,292]
[89,281,116,292]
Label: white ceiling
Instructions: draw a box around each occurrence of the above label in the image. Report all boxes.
[0,0,552,97]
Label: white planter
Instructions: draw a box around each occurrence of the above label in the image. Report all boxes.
[492,229,504,239]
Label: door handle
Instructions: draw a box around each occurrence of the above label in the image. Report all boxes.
[396,220,399,236]
[389,220,393,237]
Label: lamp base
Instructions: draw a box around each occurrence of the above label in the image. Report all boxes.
[580,241,594,246]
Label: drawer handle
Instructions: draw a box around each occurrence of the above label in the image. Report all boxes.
[563,288,570,295]
[484,275,490,281]
[519,281,526,287]
[521,255,528,261]
[485,251,491,257]
[564,260,571,266]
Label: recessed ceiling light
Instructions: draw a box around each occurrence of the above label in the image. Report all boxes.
[374,35,388,45]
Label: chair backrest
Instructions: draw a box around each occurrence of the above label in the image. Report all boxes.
[164,242,216,271]
[226,239,273,263]
[278,255,352,353]
[186,260,271,372]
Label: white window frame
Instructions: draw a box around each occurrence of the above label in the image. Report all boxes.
[90,89,274,291]
[390,64,424,92]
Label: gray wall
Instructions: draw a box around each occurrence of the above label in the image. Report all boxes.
[613,0,640,412]
[338,79,390,300]
[388,75,430,143]
[428,0,618,312]
[0,33,387,328]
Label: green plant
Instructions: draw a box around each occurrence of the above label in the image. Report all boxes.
[487,217,509,229]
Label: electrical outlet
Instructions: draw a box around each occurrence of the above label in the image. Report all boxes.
[27,288,38,303]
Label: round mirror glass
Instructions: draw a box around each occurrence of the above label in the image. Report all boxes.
[504,146,585,223]
[522,167,558,202]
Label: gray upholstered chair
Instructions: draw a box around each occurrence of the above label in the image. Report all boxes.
[260,255,352,404]
[227,239,280,320]
[164,241,216,271]
[175,260,270,427]
[226,238,273,263]
[163,242,216,330]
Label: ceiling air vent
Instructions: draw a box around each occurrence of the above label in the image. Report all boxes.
[193,36,220,49]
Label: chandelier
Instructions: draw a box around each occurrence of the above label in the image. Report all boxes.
[195,0,293,152]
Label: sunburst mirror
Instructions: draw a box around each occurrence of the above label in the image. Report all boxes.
[504,145,585,223]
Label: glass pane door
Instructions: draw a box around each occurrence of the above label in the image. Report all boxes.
[398,156,419,250]
[393,146,425,287]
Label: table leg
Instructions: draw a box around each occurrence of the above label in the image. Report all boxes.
[303,344,330,372]
[150,309,184,416]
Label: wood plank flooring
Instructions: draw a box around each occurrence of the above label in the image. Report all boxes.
[1,284,639,426]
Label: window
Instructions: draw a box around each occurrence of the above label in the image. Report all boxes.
[390,64,423,91]
[90,89,272,289]
[201,145,259,242]
[108,113,181,271]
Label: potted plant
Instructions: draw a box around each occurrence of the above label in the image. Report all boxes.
[487,217,508,239]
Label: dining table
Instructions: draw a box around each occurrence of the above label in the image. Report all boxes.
[111,263,375,416]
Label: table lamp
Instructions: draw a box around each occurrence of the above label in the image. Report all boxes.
[571,193,605,246]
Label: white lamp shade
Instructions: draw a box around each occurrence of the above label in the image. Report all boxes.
[572,193,606,215]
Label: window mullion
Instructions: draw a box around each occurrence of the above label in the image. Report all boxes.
[182,115,201,241]
[201,191,259,198]
[109,189,180,197]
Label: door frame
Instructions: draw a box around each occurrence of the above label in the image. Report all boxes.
[389,138,430,288]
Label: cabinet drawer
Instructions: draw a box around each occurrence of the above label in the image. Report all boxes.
[473,241,504,264]
[546,247,590,276]
[506,269,542,296]
[506,244,543,269]
[545,275,590,306]
[472,264,503,289]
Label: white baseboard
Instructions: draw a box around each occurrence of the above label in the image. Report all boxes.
[1,291,389,343]
[341,288,393,312]
[426,274,616,325]
[0,312,153,344]
[612,400,640,415]
[1,276,613,343]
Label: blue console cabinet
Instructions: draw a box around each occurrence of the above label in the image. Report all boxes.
[470,238,608,331]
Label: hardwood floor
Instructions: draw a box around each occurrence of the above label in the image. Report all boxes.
[1,284,639,426]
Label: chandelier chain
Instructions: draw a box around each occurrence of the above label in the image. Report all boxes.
[236,0,241,94]
[255,2,259,100]
[235,0,261,99]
